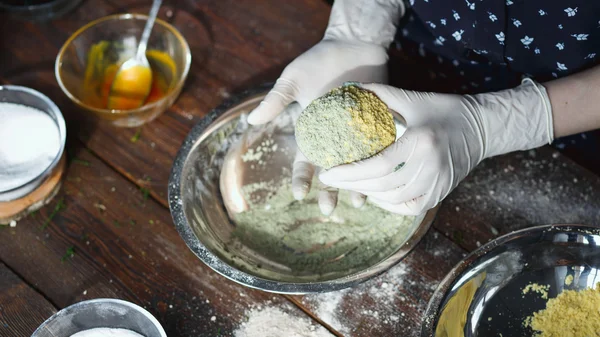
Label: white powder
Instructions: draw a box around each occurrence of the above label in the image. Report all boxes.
[304,261,431,335]
[0,103,60,191]
[70,328,145,337]
[234,306,332,337]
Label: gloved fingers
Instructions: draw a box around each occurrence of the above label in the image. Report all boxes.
[363,183,425,205]
[360,169,440,203]
[357,83,423,123]
[320,154,422,193]
[318,182,339,216]
[320,131,418,184]
[349,191,367,208]
[369,196,428,216]
[292,151,315,200]
[248,78,299,125]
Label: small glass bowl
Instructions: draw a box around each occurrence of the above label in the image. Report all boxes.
[55,14,191,127]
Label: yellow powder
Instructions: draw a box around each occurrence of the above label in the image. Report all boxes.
[526,283,600,337]
[523,283,550,299]
[565,275,574,286]
[345,86,396,155]
[295,84,396,169]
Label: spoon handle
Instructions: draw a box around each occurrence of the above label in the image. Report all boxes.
[137,0,162,60]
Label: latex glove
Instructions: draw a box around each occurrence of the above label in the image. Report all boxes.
[320,79,554,215]
[248,0,405,215]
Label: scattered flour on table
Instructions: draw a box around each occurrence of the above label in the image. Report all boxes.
[70,328,144,337]
[304,262,434,336]
[233,306,332,337]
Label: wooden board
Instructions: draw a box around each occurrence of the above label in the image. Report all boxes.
[0,146,333,336]
[1,0,600,336]
[0,263,57,337]
[0,0,331,205]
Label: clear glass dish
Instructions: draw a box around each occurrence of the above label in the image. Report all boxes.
[55,14,191,127]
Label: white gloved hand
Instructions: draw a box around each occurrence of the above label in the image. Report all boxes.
[248,0,405,215]
[320,79,554,215]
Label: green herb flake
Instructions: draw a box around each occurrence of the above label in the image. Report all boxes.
[81,233,89,241]
[394,162,405,172]
[42,198,66,229]
[113,220,121,228]
[130,129,142,143]
[149,220,154,225]
[140,187,150,200]
[61,246,75,262]
[129,219,137,226]
[73,158,91,167]
[453,230,464,245]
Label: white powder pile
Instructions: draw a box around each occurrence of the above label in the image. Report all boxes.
[70,328,145,337]
[304,261,437,336]
[0,103,60,191]
[234,306,333,337]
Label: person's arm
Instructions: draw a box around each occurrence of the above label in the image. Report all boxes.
[546,64,600,137]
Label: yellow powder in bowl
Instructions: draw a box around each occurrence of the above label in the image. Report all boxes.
[526,283,600,336]
[295,84,396,169]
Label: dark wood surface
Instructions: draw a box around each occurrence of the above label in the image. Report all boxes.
[0,0,598,336]
[0,263,57,337]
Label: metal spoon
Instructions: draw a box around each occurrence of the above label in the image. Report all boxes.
[107,0,162,110]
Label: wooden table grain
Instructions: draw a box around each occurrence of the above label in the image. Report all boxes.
[0,1,598,336]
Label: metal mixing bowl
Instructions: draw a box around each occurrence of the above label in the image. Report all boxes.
[32,298,166,337]
[422,224,600,337]
[168,84,438,294]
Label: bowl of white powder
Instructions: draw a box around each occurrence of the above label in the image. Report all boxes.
[168,85,438,293]
[32,298,166,337]
[0,85,67,223]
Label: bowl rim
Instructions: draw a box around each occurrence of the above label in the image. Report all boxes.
[31,298,167,337]
[0,84,67,200]
[167,83,439,294]
[54,13,192,115]
[420,223,599,336]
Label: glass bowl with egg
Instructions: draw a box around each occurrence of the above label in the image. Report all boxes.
[55,14,191,127]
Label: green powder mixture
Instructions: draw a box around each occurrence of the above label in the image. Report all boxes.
[295,84,396,169]
[230,179,416,275]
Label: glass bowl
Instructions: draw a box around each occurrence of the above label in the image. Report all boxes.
[55,14,191,127]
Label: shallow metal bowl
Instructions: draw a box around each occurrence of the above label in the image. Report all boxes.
[422,224,600,337]
[168,84,438,294]
[32,298,166,337]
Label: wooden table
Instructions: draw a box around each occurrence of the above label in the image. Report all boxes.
[1,1,599,336]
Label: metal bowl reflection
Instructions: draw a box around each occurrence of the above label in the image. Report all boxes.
[32,298,166,337]
[422,224,600,337]
[168,84,438,294]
